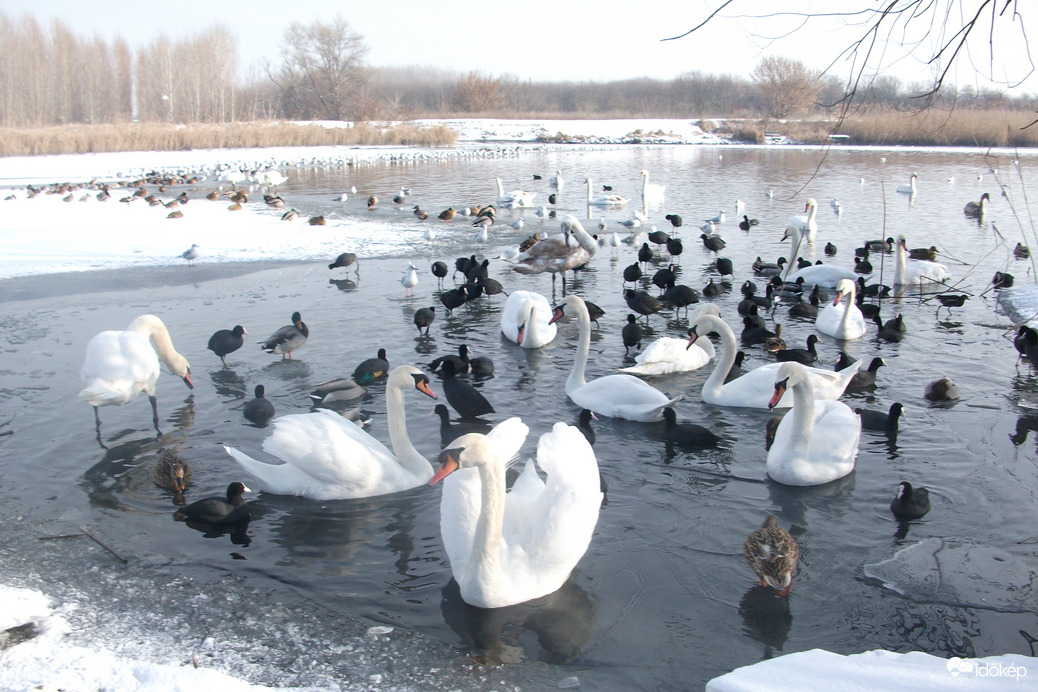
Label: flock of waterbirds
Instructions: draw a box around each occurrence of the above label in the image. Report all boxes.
[67,162,1029,611]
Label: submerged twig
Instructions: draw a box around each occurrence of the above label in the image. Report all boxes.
[80,526,128,563]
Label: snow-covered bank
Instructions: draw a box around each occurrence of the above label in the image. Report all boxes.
[706,649,1032,691]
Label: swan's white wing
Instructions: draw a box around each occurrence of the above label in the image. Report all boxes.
[79,330,158,405]
[225,409,417,499]
[619,338,712,375]
[569,374,681,422]
[504,423,602,585]
[712,361,860,408]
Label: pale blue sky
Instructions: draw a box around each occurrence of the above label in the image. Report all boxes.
[4,0,1034,92]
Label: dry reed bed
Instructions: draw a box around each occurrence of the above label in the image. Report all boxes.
[0,122,458,157]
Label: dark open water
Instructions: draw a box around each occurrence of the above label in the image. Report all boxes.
[1,145,1036,689]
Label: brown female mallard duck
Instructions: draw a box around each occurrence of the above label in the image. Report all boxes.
[153,450,193,494]
[744,515,799,596]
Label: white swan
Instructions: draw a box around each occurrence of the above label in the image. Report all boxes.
[431,420,602,608]
[815,278,867,340]
[688,312,860,409]
[897,173,918,195]
[789,198,819,241]
[550,295,681,421]
[894,234,947,286]
[500,290,557,348]
[766,362,861,486]
[79,314,193,426]
[640,170,665,206]
[506,216,598,294]
[550,169,564,193]
[496,177,537,208]
[585,177,628,207]
[782,225,857,288]
[619,305,719,375]
[223,365,437,500]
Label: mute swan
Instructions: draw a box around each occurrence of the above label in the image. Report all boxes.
[223,365,437,500]
[260,311,308,359]
[815,278,867,340]
[550,295,681,421]
[501,290,557,348]
[782,225,857,288]
[894,235,947,286]
[495,177,537,208]
[585,177,628,207]
[963,192,989,218]
[618,305,720,375]
[550,170,564,193]
[506,216,598,295]
[744,515,799,596]
[207,325,248,366]
[430,420,602,608]
[788,198,819,241]
[640,170,665,206]
[687,313,860,409]
[897,173,918,195]
[79,314,193,427]
[766,362,861,486]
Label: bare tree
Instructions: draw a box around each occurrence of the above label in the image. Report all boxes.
[450,72,504,113]
[752,56,821,119]
[662,1,1033,116]
[271,16,369,121]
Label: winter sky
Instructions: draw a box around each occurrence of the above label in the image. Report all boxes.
[4,0,1035,92]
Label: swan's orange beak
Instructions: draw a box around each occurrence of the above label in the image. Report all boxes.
[413,375,437,400]
[832,291,846,307]
[768,378,788,409]
[429,449,461,485]
[182,370,194,389]
[549,306,565,325]
[516,323,526,344]
[686,327,701,350]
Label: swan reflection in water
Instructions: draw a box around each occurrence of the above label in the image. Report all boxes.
[439,574,598,665]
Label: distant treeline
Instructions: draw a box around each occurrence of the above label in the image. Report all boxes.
[0,11,1035,145]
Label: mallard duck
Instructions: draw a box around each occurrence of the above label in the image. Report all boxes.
[744,515,799,596]
[153,450,193,494]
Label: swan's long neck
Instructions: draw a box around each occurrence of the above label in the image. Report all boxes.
[130,315,188,376]
[386,382,429,476]
[469,454,506,591]
[586,178,593,203]
[894,242,906,284]
[782,228,802,282]
[838,285,855,332]
[520,300,540,346]
[566,299,592,391]
[496,178,505,197]
[806,202,816,225]
[786,372,815,461]
[699,315,737,401]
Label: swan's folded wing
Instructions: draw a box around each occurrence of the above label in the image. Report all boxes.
[244,409,405,499]
[518,423,602,569]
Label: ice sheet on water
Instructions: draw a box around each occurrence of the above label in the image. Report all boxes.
[997,284,1038,326]
[862,537,1038,612]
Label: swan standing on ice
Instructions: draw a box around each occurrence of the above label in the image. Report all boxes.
[224,366,438,499]
[506,216,597,295]
[551,295,681,421]
[766,362,861,486]
[79,314,193,428]
[430,419,602,608]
